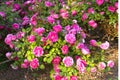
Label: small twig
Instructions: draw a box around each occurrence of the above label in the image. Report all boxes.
[0,59,12,65]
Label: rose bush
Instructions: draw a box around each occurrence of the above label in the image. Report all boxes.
[2,0,118,79]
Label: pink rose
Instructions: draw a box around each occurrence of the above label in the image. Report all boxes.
[0,11,6,17]
[65,25,71,31]
[81,47,90,55]
[45,1,53,7]
[22,16,29,25]
[33,46,44,57]
[27,35,35,43]
[82,13,88,21]
[114,2,118,8]
[21,59,29,68]
[88,8,94,14]
[12,23,19,29]
[90,67,97,73]
[100,11,105,15]
[107,60,114,68]
[52,56,61,65]
[61,45,69,54]
[34,27,45,36]
[96,0,104,6]
[60,11,69,19]
[53,25,62,33]
[72,10,77,16]
[71,23,81,32]
[88,20,97,28]
[63,56,74,67]
[6,52,12,59]
[65,34,76,44]
[108,6,116,12]
[70,76,78,80]
[100,41,110,50]
[4,34,16,45]
[54,75,62,80]
[30,58,39,69]
[90,39,98,46]
[61,77,68,80]
[30,13,37,26]
[47,31,58,42]
[53,64,60,73]
[76,43,85,49]
[98,62,106,70]
[76,58,87,73]
[47,16,55,24]
[12,4,21,11]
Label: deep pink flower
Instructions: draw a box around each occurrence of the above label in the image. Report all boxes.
[54,75,62,80]
[100,41,110,50]
[6,52,12,59]
[60,11,69,19]
[52,56,61,65]
[61,45,69,54]
[12,4,21,11]
[4,34,16,45]
[30,58,39,69]
[41,37,47,42]
[0,11,6,17]
[0,25,4,30]
[71,23,81,32]
[76,58,87,73]
[47,16,55,24]
[45,1,53,7]
[98,62,106,70]
[90,67,97,73]
[72,10,77,16]
[108,6,116,12]
[96,0,104,6]
[65,25,71,31]
[5,1,13,6]
[70,76,78,80]
[80,31,86,38]
[63,56,74,67]
[90,39,98,46]
[88,20,97,28]
[65,34,76,44]
[76,43,85,49]
[47,31,58,42]
[88,8,94,14]
[53,25,62,33]
[21,59,29,68]
[69,29,77,35]
[53,64,60,73]
[33,46,44,57]
[12,23,19,29]
[27,35,35,43]
[22,16,29,25]
[107,60,114,68]
[11,64,18,70]
[30,13,37,26]
[114,2,118,8]
[16,31,25,39]
[82,13,88,21]
[34,27,45,36]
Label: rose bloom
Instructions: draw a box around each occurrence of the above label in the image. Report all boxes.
[54,75,62,80]
[63,56,74,67]
[52,56,61,65]
[61,45,69,54]
[60,11,69,19]
[53,25,62,33]
[0,11,6,17]
[108,6,116,12]
[47,16,55,24]
[4,34,16,45]
[98,62,106,70]
[53,64,60,73]
[6,52,12,59]
[82,13,88,21]
[76,58,87,73]
[90,39,98,46]
[76,43,85,49]
[65,34,76,44]
[96,0,104,6]
[21,59,29,68]
[47,31,58,42]
[16,31,25,39]
[30,58,39,69]
[81,46,90,55]
[88,20,97,28]
[70,76,78,80]
[30,13,37,26]
[71,23,81,32]
[90,67,97,73]
[12,3,21,11]
[72,10,77,16]
[107,60,114,68]
[27,35,35,43]
[88,8,94,14]
[12,23,19,29]
[65,25,71,31]
[114,2,118,8]
[33,46,44,57]
[45,1,53,7]
[34,27,45,36]
[100,41,110,50]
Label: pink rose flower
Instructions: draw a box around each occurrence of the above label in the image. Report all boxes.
[54,75,62,80]
[81,47,90,55]
[76,43,85,49]
[47,31,58,42]
[72,10,77,16]
[88,20,97,28]
[90,39,98,46]
[76,58,87,73]
[53,25,62,33]
[34,27,45,36]
[52,56,61,65]
[12,23,19,29]
[0,11,6,17]
[53,64,60,73]
[61,45,69,54]
[16,31,25,39]
[30,58,39,69]
[96,0,104,6]
[33,46,44,57]
[51,13,59,19]
[98,62,106,70]
[63,56,74,67]
[4,34,16,45]
[65,34,76,44]
[88,8,94,14]
[70,76,78,80]
[65,25,71,31]
[12,4,21,11]
[47,16,55,24]
[61,77,68,80]
[114,2,118,8]
[107,60,114,68]
[90,67,97,73]
[100,41,110,50]
[27,35,35,43]
[80,31,86,38]
[82,13,88,21]
[69,29,77,35]
[30,13,37,26]
[21,59,29,68]
[45,1,53,7]
[6,52,12,59]
[60,11,69,19]
[108,6,116,12]
[71,23,81,32]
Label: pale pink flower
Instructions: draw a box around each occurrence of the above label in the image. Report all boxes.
[90,39,98,46]
[114,2,118,8]
[21,59,29,68]
[88,8,94,14]
[65,34,76,44]
[100,11,105,15]
[81,47,90,55]
[107,60,114,68]
[12,23,19,29]
[96,0,104,6]
[70,76,78,80]
[11,64,18,70]
[61,77,68,80]
[30,58,39,69]
[53,25,62,33]
[0,11,6,17]
[98,62,106,70]
[100,41,110,50]
[27,35,35,43]
[90,67,97,72]
[34,27,45,36]
[54,75,62,80]
[22,16,29,25]
[4,34,16,45]
[47,31,58,42]
[52,56,61,65]
[63,56,74,67]
[61,45,69,54]
[88,20,97,28]
[108,6,116,12]
[76,58,87,73]
[33,46,44,57]
[53,64,60,73]
[6,52,12,59]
